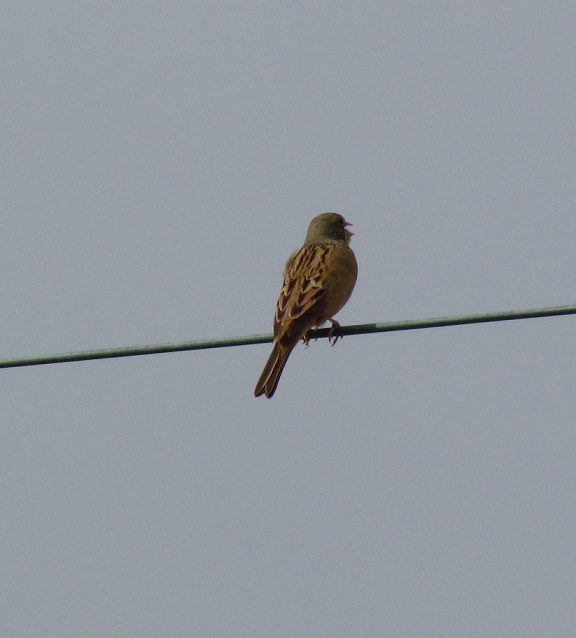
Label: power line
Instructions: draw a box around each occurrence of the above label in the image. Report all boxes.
[1,304,574,370]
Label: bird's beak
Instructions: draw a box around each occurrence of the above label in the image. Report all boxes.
[344,221,354,236]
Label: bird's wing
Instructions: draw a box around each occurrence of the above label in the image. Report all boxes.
[273,242,336,345]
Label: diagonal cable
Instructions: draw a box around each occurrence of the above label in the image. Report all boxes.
[0,304,575,369]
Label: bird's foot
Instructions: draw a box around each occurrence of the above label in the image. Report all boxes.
[328,319,342,346]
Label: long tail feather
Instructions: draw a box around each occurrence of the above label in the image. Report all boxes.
[254,343,292,398]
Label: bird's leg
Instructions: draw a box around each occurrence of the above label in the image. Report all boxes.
[328,319,342,346]
[302,327,320,348]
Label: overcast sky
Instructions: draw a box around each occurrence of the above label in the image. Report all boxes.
[2,3,575,636]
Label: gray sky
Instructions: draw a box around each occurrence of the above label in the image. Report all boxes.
[2,3,575,636]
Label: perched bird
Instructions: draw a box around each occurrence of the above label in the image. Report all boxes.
[254,212,358,398]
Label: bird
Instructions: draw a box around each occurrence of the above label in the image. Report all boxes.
[254,212,358,398]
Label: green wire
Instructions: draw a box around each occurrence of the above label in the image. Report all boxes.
[1,304,574,369]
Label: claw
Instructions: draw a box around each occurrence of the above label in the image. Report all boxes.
[327,319,342,346]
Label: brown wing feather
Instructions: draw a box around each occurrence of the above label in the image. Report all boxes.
[273,243,336,346]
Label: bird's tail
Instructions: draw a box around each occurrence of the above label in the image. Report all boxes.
[254,343,292,398]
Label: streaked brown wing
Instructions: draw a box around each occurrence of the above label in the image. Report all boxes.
[273,242,335,344]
